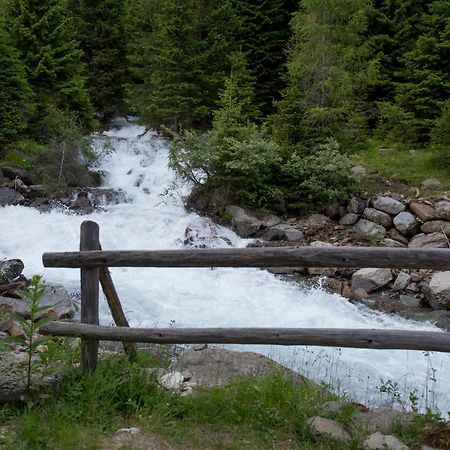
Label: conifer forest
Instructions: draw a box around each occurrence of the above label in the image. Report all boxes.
[0,0,449,210]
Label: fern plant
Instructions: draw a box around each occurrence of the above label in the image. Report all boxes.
[10,275,54,393]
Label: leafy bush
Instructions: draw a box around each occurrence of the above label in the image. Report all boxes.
[283,139,358,206]
[169,53,358,213]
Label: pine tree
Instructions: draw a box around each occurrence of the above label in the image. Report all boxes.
[395,0,450,141]
[0,26,31,143]
[126,0,240,130]
[72,0,127,120]
[232,0,297,118]
[273,0,377,147]
[11,0,94,128]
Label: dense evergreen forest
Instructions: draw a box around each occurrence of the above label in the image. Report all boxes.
[0,0,449,211]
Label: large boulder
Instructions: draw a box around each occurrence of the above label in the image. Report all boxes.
[371,196,405,215]
[436,200,450,220]
[39,283,76,319]
[408,233,448,248]
[0,259,24,283]
[225,206,262,237]
[0,187,25,206]
[409,201,440,222]
[174,346,314,389]
[363,432,409,450]
[424,272,450,310]
[420,220,450,235]
[351,268,393,293]
[363,208,393,228]
[0,166,35,185]
[306,417,351,443]
[393,212,419,237]
[353,219,386,239]
[261,224,304,241]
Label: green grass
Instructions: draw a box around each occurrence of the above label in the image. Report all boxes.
[352,139,450,195]
[0,348,447,449]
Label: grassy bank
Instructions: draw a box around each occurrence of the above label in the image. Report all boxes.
[352,140,450,197]
[1,346,449,450]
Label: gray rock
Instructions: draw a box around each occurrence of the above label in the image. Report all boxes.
[261,224,304,241]
[0,187,25,206]
[0,259,24,282]
[158,371,185,390]
[363,208,393,228]
[40,283,76,319]
[87,188,127,207]
[425,271,450,310]
[0,166,35,185]
[347,196,367,214]
[393,212,419,237]
[363,432,409,450]
[409,202,440,222]
[340,213,360,225]
[436,200,450,220]
[421,220,450,235]
[353,219,386,239]
[371,196,406,215]
[174,347,315,389]
[353,408,416,434]
[225,206,262,237]
[383,238,407,248]
[408,233,448,248]
[351,268,393,293]
[421,178,441,189]
[260,214,281,228]
[0,297,29,317]
[388,228,409,245]
[306,416,351,443]
[392,272,411,291]
[285,227,304,241]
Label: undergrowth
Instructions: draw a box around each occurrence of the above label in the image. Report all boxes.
[0,347,447,450]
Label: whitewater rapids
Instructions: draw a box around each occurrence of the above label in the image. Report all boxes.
[1,118,449,414]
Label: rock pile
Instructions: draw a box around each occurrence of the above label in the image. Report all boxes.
[0,259,77,341]
[340,195,450,249]
[0,166,126,214]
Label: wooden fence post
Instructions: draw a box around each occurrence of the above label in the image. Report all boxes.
[99,266,138,361]
[80,220,100,371]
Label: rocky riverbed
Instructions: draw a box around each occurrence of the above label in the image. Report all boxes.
[223,194,450,331]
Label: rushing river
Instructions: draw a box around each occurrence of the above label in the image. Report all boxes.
[1,118,449,414]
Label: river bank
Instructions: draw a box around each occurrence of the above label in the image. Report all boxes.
[1,121,450,417]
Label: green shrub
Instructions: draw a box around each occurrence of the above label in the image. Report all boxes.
[283,139,358,206]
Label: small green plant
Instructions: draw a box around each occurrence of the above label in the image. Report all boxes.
[10,275,54,393]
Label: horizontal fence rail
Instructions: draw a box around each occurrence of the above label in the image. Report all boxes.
[40,323,450,353]
[43,247,450,270]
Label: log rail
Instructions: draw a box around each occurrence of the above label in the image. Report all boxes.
[40,220,450,371]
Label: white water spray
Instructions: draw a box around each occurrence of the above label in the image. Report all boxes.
[1,119,449,414]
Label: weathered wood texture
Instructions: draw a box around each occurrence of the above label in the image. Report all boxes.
[99,266,137,361]
[43,247,450,270]
[40,323,450,353]
[80,221,100,371]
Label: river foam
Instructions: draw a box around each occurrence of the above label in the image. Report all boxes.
[1,118,449,414]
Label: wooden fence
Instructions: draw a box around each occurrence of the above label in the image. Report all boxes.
[40,220,450,371]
